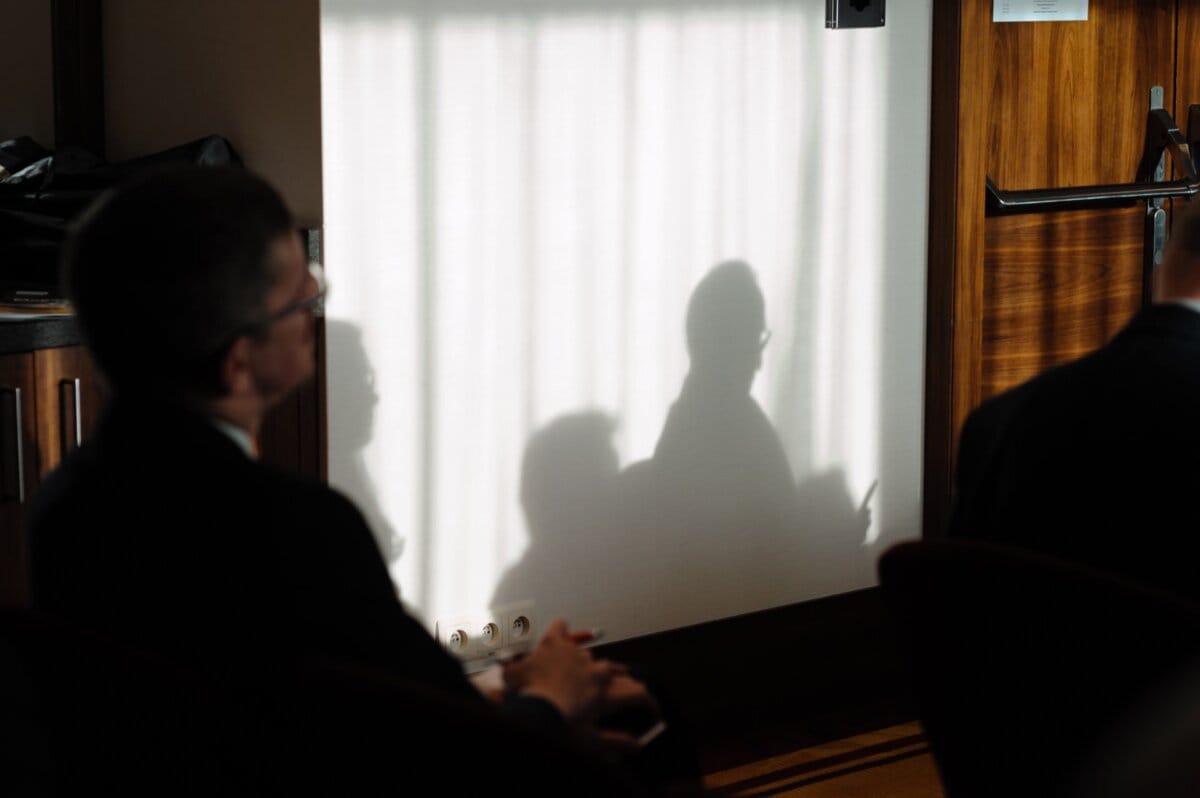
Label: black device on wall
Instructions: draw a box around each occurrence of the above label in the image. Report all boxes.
[827,0,886,29]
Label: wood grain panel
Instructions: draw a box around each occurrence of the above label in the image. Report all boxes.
[33,345,105,477]
[1174,0,1200,207]
[926,0,1179,537]
[704,723,940,797]
[981,0,1173,410]
[0,353,39,608]
[988,0,1175,190]
[982,208,1144,397]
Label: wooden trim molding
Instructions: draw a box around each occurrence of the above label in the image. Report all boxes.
[51,0,105,155]
[923,0,991,538]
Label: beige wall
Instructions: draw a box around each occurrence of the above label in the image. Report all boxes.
[0,0,54,146]
[104,0,322,225]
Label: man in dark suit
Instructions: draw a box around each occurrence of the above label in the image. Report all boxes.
[947,201,1200,599]
[28,167,658,789]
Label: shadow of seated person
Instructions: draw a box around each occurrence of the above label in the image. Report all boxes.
[790,467,876,596]
[492,412,637,631]
[491,418,703,792]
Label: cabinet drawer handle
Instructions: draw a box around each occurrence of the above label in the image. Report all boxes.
[1,387,25,504]
[60,378,82,452]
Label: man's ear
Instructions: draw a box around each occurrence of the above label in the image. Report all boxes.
[220,336,256,398]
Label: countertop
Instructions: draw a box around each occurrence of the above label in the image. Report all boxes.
[0,316,82,355]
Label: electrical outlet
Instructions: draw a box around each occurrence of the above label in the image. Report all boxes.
[479,621,503,651]
[496,601,536,654]
[510,614,532,642]
[435,618,474,657]
[436,602,536,665]
[436,613,506,661]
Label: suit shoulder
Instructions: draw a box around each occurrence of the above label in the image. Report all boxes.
[251,468,389,574]
[254,464,368,526]
[968,343,1108,424]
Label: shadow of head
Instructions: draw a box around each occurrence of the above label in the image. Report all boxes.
[685,260,767,386]
[327,319,379,448]
[520,412,619,537]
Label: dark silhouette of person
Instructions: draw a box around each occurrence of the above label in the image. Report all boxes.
[654,260,795,502]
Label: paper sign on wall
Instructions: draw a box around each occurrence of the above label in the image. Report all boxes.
[994,0,1087,22]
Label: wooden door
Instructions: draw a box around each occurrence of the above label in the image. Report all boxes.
[0,352,39,607]
[925,0,1198,536]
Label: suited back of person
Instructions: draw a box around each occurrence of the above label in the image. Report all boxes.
[2,608,268,796]
[0,609,648,797]
[948,201,1200,604]
[878,540,1200,798]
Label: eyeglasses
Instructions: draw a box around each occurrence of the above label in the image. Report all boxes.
[254,263,327,329]
[197,264,328,363]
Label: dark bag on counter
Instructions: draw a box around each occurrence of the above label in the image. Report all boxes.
[0,136,241,304]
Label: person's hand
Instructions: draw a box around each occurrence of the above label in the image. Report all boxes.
[590,673,663,751]
[467,663,507,703]
[599,672,658,717]
[502,618,621,721]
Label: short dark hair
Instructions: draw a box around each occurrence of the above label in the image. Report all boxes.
[63,166,293,397]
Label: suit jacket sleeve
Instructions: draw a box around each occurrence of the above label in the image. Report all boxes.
[282,484,567,729]
[279,485,477,696]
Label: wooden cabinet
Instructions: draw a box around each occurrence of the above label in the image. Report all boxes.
[32,346,105,477]
[0,353,40,607]
[0,344,104,607]
[0,325,319,607]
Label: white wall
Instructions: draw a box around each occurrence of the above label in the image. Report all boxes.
[322,0,930,642]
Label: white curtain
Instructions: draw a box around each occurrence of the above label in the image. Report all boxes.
[321,0,926,639]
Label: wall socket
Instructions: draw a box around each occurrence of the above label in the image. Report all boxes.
[435,601,536,666]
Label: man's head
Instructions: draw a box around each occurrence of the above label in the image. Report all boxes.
[1154,200,1200,302]
[64,167,318,411]
[685,260,768,386]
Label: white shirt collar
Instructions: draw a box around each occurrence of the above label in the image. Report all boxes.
[1167,299,1200,316]
[208,416,257,459]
